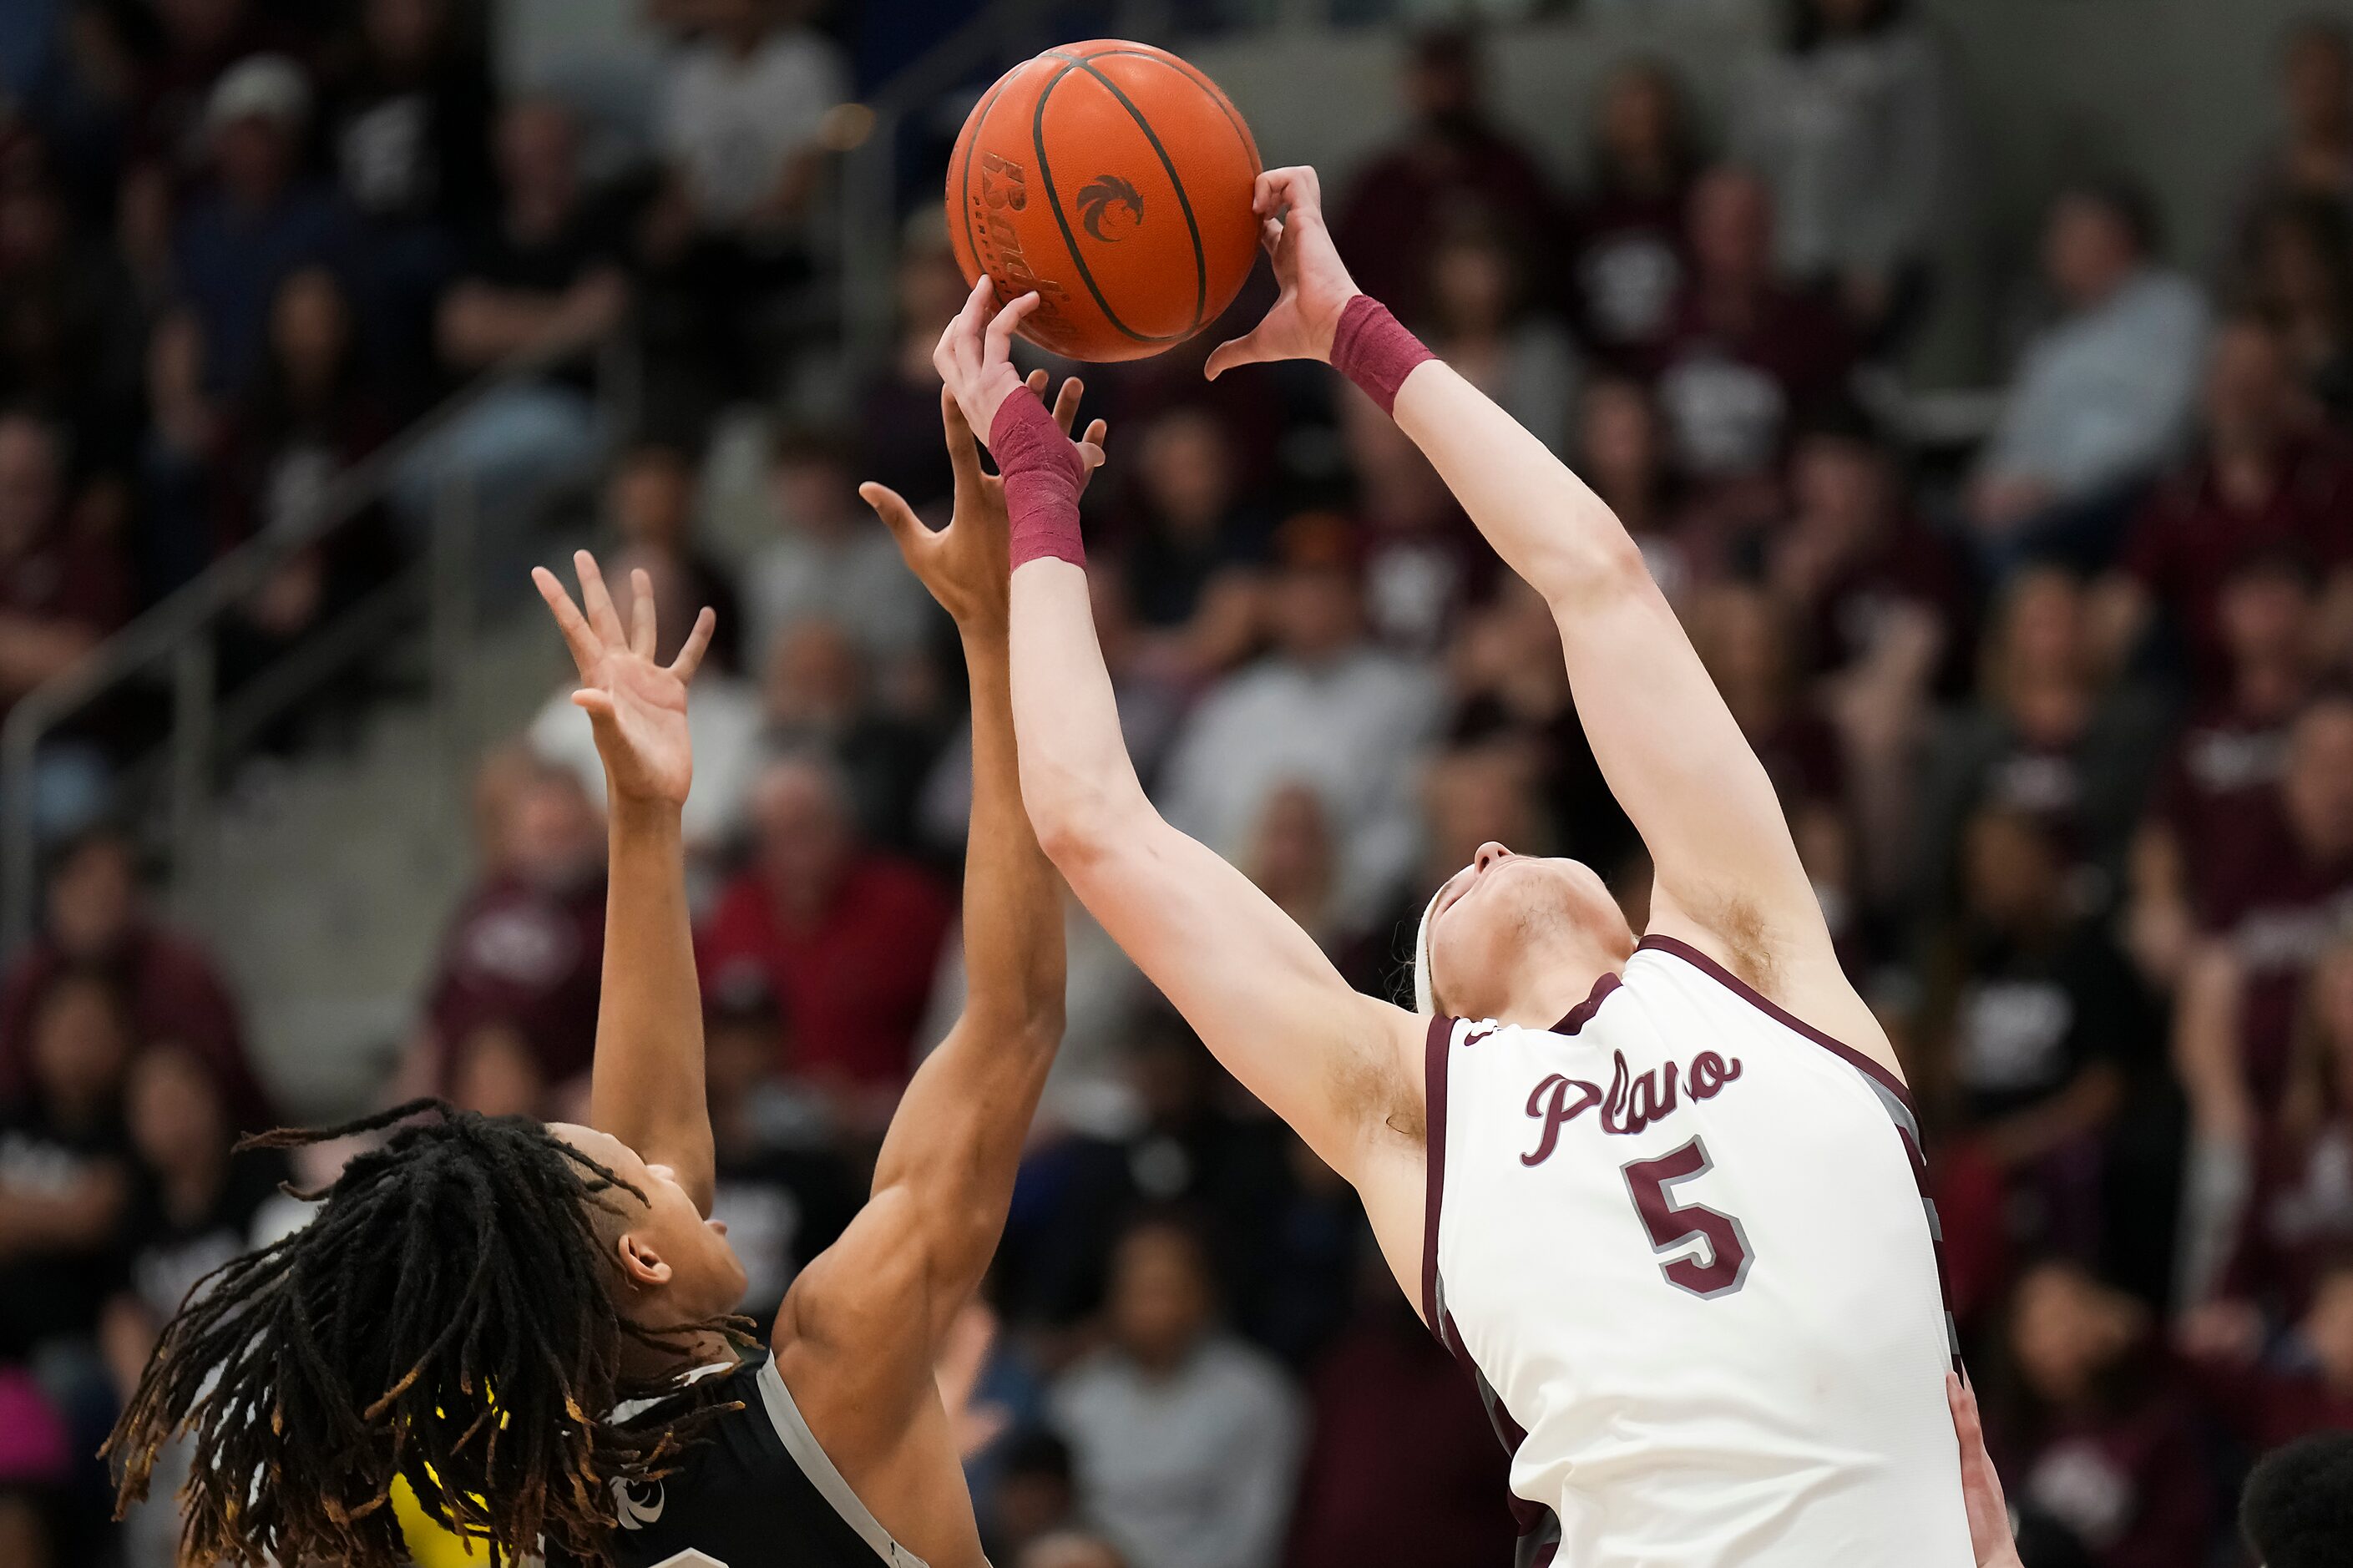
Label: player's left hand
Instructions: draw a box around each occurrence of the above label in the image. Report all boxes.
[863,373,1107,634]
[533,550,716,808]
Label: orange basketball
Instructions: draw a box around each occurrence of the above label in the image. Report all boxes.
[947,41,1263,363]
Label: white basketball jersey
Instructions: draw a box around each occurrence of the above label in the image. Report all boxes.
[1424,935,1973,1568]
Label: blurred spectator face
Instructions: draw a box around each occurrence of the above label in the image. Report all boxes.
[213,93,302,209]
[1596,63,1680,182]
[1136,409,1233,538]
[2285,24,2353,141]
[128,1045,228,1179]
[450,1021,548,1117]
[1246,781,1333,906]
[46,833,139,956]
[1269,561,1363,662]
[1127,1025,1214,1130]
[1693,584,1789,699]
[1107,1222,1215,1370]
[0,175,67,271]
[1961,810,2062,932]
[1424,743,1541,873]
[0,1498,52,1568]
[705,1005,782,1103]
[770,438,857,536]
[2043,193,2143,310]
[2302,1265,2353,1385]
[614,446,696,550]
[270,267,353,387]
[764,620,866,726]
[1430,227,1519,337]
[2009,1262,2141,1406]
[993,1434,1077,1552]
[2283,699,2353,855]
[1578,379,1664,499]
[28,972,134,1119]
[751,756,855,908]
[1688,169,1774,290]
[1790,432,1890,543]
[2255,202,2353,326]
[364,0,447,70]
[2202,318,2298,445]
[2306,939,2353,1096]
[0,414,61,557]
[1404,33,1479,129]
[2217,560,2315,675]
[497,100,580,211]
[1991,569,2087,695]
[1020,1535,1126,1568]
[503,766,601,888]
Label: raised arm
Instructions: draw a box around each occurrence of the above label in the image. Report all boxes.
[932,279,1432,1298]
[1209,168,1879,1059]
[532,554,721,1211]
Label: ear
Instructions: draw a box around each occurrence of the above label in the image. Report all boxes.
[615,1230,675,1291]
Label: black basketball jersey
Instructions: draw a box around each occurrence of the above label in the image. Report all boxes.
[548,1352,929,1568]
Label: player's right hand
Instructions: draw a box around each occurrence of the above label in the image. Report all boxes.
[1205,165,1363,382]
[934,273,1040,448]
[532,551,714,809]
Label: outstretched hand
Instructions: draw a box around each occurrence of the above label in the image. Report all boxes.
[532,550,716,807]
[932,275,1113,463]
[1205,165,1362,382]
[868,369,1106,631]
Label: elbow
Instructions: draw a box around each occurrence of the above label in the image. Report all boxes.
[1020,759,1139,873]
[1540,529,1653,617]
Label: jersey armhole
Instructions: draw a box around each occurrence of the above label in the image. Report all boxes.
[754,1358,930,1567]
[1419,1014,1456,1338]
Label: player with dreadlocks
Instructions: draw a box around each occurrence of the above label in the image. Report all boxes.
[106,372,1109,1568]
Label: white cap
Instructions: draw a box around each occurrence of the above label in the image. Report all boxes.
[206,54,311,139]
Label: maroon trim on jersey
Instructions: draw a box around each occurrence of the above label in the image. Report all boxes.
[1551,971,1623,1036]
[1633,934,1916,1119]
[1421,1013,1455,1338]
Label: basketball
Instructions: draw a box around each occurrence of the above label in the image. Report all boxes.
[946,40,1263,363]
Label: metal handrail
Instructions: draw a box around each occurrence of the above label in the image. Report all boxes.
[0,325,611,953]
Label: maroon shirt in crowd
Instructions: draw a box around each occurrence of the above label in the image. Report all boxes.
[0,925,269,1128]
[2152,699,2292,917]
[1285,1308,1517,1568]
[1998,1386,2213,1568]
[1793,514,1974,693]
[423,871,606,1088]
[698,859,953,1089]
[1564,186,1688,364]
[1332,128,1561,327]
[2198,799,2353,1113]
[2229,1122,2353,1320]
[2186,1348,2353,1453]
[2121,436,2353,696]
[1648,286,1858,480]
[0,528,129,711]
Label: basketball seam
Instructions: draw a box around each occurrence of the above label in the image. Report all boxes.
[1085,48,1263,178]
[1032,50,1210,343]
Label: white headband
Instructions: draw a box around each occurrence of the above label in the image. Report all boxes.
[1412,867,1469,1017]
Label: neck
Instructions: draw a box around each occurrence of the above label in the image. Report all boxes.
[1490,944,1624,1031]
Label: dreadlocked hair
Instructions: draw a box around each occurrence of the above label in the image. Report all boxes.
[105,1100,755,1567]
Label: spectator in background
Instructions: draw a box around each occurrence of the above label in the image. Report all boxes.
[320,0,496,406]
[443,1018,549,1119]
[422,97,625,516]
[0,966,134,1363]
[2229,21,2353,268]
[124,0,305,191]
[1418,211,1579,458]
[1019,1532,1126,1568]
[170,56,351,397]
[1286,1292,1516,1568]
[1970,183,2211,565]
[852,222,968,511]
[2176,695,2353,1143]
[1159,513,1443,930]
[1988,1260,2210,1568]
[2239,1429,2353,1568]
[1338,403,1485,656]
[699,751,953,1118]
[2128,557,2320,987]
[1922,809,2148,1282]
[1050,1215,1304,1568]
[2227,933,2353,1321]
[603,440,744,674]
[2244,195,2353,420]
[1732,0,1950,347]
[989,1431,1081,1563]
[1332,26,1560,326]
[1564,60,1697,365]
[0,827,266,1129]
[1650,166,1857,493]
[1916,568,2168,926]
[0,412,129,720]
[0,145,144,473]
[745,427,936,673]
[700,976,856,1333]
[2180,1257,2353,1453]
[1111,405,1272,678]
[757,618,938,852]
[412,749,605,1095]
[2096,315,2353,695]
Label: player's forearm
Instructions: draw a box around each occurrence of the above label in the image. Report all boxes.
[1008,560,1156,864]
[957,627,1065,1039]
[589,797,716,1208]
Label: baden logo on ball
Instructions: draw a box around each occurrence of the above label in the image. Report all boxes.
[1078,175,1144,242]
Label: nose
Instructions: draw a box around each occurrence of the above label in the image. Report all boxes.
[1474,842,1513,873]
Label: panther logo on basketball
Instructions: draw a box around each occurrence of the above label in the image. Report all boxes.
[1076,175,1143,241]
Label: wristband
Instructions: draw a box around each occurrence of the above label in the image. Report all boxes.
[1330,294,1435,416]
[990,390,1088,570]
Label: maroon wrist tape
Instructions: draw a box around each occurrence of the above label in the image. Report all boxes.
[990,390,1088,570]
[1330,294,1435,415]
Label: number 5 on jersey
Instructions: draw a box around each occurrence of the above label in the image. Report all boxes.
[1622,1136,1752,1298]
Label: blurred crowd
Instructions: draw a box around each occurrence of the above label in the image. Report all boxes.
[7,0,2353,1565]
